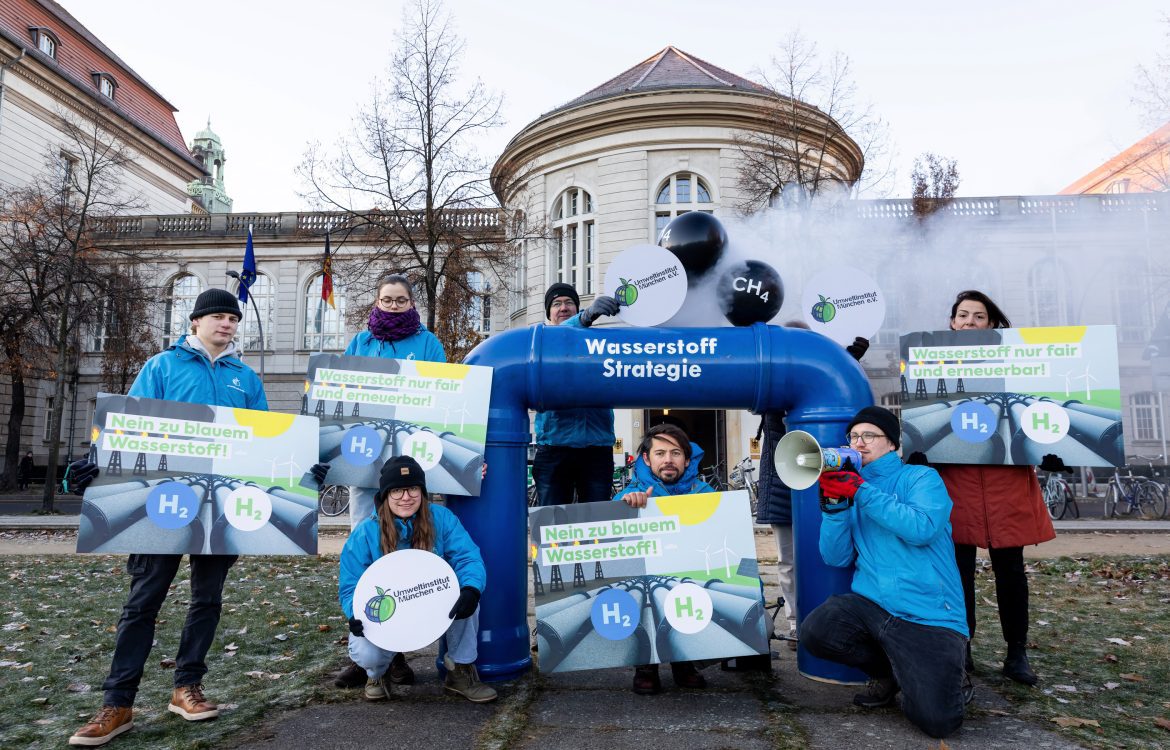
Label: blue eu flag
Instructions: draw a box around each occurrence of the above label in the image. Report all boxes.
[238,224,257,302]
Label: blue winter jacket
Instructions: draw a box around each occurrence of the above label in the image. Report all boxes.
[818,452,968,636]
[128,335,267,409]
[613,443,715,500]
[344,327,446,362]
[534,313,615,448]
[338,503,486,619]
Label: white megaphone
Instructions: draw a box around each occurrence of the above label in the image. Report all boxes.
[773,430,863,490]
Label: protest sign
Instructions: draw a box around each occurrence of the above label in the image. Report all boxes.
[899,325,1124,467]
[352,549,461,653]
[528,491,768,673]
[78,394,320,555]
[604,244,688,327]
[303,354,492,495]
[801,269,885,345]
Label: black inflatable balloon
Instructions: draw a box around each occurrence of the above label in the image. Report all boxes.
[658,212,727,284]
[717,260,783,326]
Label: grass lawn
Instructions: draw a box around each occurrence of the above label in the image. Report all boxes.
[0,554,348,749]
[971,555,1170,749]
[1,551,1168,748]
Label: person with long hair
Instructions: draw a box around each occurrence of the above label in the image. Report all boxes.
[338,456,495,703]
[334,274,446,689]
[935,290,1055,685]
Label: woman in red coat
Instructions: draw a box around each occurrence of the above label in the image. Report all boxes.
[936,291,1055,686]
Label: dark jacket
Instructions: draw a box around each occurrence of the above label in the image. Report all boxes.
[755,411,793,525]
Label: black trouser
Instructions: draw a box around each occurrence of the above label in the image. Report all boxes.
[954,543,1028,644]
[102,553,238,707]
[533,445,614,506]
[801,593,966,739]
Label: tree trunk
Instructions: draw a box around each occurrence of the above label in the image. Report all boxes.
[2,357,24,492]
[40,309,71,512]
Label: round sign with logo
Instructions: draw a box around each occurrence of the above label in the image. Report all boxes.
[800,269,886,346]
[604,244,688,327]
[352,549,461,652]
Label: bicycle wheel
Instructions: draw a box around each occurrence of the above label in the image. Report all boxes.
[1044,483,1066,520]
[1138,482,1168,520]
[1103,484,1120,518]
[319,485,349,517]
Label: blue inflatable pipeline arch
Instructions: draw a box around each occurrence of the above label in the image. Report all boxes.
[451,322,872,683]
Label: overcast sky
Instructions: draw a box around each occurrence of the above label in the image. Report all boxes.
[67,0,1168,212]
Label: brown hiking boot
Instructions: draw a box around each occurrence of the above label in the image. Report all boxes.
[670,660,707,689]
[167,684,219,721]
[388,652,415,685]
[333,660,367,689]
[443,655,497,703]
[69,705,134,746]
[632,664,662,695]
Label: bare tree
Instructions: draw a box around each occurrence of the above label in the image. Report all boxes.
[734,30,894,213]
[0,102,162,510]
[93,267,159,394]
[299,0,537,337]
[910,152,961,219]
[1130,16,1170,191]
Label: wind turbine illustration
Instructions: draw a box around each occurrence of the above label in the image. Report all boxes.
[697,544,714,575]
[440,402,472,430]
[1072,364,1099,400]
[266,457,280,483]
[1057,369,1075,398]
[715,535,738,578]
[275,455,303,485]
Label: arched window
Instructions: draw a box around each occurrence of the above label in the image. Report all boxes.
[1129,392,1163,442]
[549,187,596,294]
[303,274,347,350]
[231,273,275,351]
[163,274,203,348]
[654,172,715,239]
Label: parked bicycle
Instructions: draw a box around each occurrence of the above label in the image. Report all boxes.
[1104,461,1167,520]
[612,453,635,495]
[699,461,726,492]
[1040,469,1078,520]
[318,484,350,517]
[727,456,759,516]
[1131,454,1169,519]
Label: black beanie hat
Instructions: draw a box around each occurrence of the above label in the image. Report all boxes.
[377,455,427,506]
[189,288,242,320]
[846,406,900,450]
[544,282,579,321]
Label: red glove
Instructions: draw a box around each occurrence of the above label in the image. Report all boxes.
[819,471,864,500]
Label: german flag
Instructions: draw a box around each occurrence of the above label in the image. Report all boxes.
[321,230,335,309]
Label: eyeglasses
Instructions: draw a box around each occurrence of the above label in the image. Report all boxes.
[388,486,423,500]
[846,432,886,445]
[379,296,412,308]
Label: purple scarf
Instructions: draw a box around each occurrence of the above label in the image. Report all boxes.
[369,306,421,342]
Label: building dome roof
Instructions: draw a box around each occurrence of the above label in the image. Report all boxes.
[193,118,221,145]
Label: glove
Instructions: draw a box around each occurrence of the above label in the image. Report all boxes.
[348,617,364,638]
[906,451,929,466]
[819,470,864,500]
[310,463,330,485]
[580,295,620,327]
[846,337,870,361]
[63,460,99,494]
[448,586,481,620]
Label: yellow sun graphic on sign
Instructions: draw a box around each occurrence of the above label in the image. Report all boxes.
[231,409,297,438]
[653,492,722,526]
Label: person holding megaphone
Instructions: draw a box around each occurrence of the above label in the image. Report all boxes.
[797,406,968,740]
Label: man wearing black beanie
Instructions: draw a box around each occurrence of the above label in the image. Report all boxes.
[533,282,620,506]
[798,405,969,739]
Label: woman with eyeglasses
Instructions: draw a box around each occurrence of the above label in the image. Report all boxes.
[935,290,1054,686]
[339,456,495,703]
[334,274,447,690]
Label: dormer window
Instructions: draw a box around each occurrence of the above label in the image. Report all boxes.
[29,27,58,59]
[92,73,117,100]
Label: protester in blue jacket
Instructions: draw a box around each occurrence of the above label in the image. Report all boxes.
[613,424,715,695]
[339,456,495,703]
[334,274,447,690]
[800,406,968,739]
[70,289,267,747]
[532,282,620,506]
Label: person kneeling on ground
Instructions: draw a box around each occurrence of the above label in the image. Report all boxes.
[615,423,714,695]
[338,456,496,703]
[799,406,968,739]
